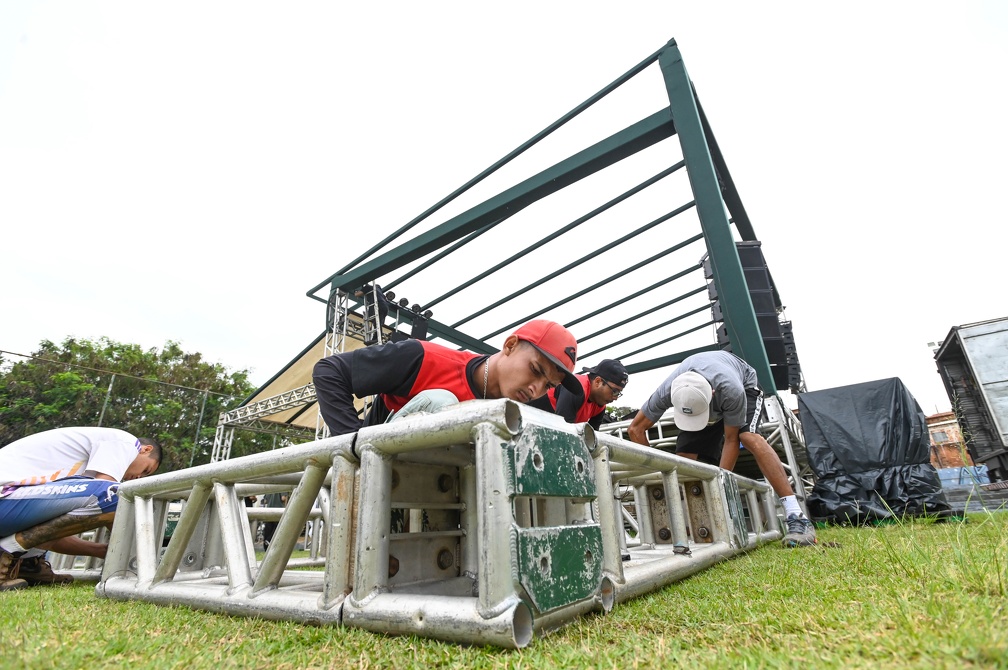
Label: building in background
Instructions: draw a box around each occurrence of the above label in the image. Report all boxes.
[925,412,971,469]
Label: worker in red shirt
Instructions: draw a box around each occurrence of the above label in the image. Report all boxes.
[313,319,582,436]
[530,359,628,430]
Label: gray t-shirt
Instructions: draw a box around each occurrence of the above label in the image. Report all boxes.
[640,351,758,427]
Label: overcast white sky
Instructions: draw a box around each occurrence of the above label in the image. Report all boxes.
[1,1,1005,416]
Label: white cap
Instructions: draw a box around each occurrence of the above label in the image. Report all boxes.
[670,371,713,432]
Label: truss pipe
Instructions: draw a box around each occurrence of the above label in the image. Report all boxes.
[473,422,519,618]
[99,579,343,625]
[214,482,255,590]
[114,435,355,500]
[613,543,736,603]
[459,463,478,578]
[153,482,212,585]
[254,463,328,594]
[98,515,132,583]
[356,399,522,456]
[341,594,533,649]
[133,496,159,585]
[590,444,625,580]
[596,434,720,479]
[321,451,357,610]
[661,469,690,548]
[352,448,393,601]
[632,484,656,545]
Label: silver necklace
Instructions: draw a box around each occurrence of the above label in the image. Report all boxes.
[482,358,489,399]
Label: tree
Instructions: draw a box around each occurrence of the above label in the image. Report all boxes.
[604,405,639,423]
[0,337,275,471]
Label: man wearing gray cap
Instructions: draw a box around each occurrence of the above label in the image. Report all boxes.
[531,359,628,430]
[627,351,816,548]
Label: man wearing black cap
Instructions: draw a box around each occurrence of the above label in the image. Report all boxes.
[531,358,628,430]
[312,319,582,436]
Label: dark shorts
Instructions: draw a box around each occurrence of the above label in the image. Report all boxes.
[675,387,763,465]
[0,476,121,536]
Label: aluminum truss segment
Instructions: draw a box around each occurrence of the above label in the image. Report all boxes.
[599,393,812,516]
[219,384,318,425]
[97,400,780,648]
[592,432,780,605]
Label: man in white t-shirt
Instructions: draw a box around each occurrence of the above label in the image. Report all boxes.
[0,427,161,590]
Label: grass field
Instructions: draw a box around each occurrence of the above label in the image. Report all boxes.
[3,513,1006,669]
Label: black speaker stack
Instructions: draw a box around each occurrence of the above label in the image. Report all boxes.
[702,241,803,393]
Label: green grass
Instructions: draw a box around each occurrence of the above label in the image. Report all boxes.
[3,513,1007,669]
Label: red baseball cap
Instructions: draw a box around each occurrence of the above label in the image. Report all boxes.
[511,320,582,396]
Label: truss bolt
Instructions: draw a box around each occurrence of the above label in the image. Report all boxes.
[658,527,672,541]
[697,526,710,539]
[437,474,454,493]
[183,552,196,566]
[651,487,664,500]
[690,484,702,497]
[437,549,454,570]
[388,555,400,578]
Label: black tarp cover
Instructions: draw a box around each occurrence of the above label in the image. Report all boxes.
[798,377,950,523]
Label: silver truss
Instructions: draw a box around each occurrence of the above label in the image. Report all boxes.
[601,393,811,516]
[96,400,781,648]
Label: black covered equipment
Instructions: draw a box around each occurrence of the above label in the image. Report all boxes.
[799,377,950,523]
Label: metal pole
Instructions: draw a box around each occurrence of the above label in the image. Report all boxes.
[190,390,209,468]
[97,373,116,426]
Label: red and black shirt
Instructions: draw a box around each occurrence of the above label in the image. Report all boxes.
[312,339,486,435]
[538,373,607,429]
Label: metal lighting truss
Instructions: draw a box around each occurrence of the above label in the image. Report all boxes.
[83,38,812,650]
[208,37,812,498]
[97,400,779,648]
[602,393,810,514]
[207,289,382,462]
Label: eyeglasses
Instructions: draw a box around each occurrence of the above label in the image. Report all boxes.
[602,379,624,399]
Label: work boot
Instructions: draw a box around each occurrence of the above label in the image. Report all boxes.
[0,549,28,591]
[782,513,818,547]
[17,555,74,586]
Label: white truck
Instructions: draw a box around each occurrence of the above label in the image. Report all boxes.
[934,316,1008,482]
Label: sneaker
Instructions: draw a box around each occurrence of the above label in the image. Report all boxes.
[17,555,74,586]
[782,514,817,547]
[0,549,28,591]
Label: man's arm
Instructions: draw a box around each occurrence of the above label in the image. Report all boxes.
[36,535,109,559]
[313,340,425,435]
[719,424,742,471]
[629,380,672,446]
[627,411,655,446]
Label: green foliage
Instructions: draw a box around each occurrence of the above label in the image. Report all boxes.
[0,337,272,471]
[604,405,638,423]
